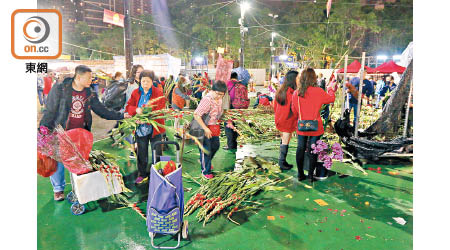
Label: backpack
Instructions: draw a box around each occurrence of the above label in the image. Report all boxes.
[102,80,128,111]
[231,83,250,109]
[222,88,231,110]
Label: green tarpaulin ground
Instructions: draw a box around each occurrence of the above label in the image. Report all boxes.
[37,127,412,250]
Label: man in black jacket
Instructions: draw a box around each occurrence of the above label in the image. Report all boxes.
[40,65,130,201]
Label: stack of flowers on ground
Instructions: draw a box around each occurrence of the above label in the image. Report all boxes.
[183,156,291,226]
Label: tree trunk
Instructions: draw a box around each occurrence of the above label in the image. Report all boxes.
[364,59,413,136]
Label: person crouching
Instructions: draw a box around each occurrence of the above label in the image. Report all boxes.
[253,92,273,108]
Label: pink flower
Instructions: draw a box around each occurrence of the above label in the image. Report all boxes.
[39,126,49,135]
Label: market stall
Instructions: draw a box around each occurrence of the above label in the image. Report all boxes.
[374,60,406,74]
[337,60,376,74]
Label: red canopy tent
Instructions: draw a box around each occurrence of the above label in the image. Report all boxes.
[337,60,376,74]
[374,60,406,74]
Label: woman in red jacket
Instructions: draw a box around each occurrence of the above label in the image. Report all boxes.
[126,70,166,184]
[291,68,336,182]
[274,70,299,171]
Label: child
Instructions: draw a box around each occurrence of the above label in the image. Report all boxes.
[172,76,195,138]
[253,92,273,108]
[126,70,166,184]
[193,80,228,179]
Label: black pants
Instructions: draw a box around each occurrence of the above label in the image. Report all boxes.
[296,135,321,178]
[224,122,238,149]
[136,133,162,178]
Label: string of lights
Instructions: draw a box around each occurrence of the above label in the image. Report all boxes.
[62,42,117,56]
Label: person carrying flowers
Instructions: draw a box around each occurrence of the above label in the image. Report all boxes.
[274,70,299,171]
[125,70,166,184]
[172,75,195,138]
[39,65,130,201]
[291,68,336,183]
[193,81,228,179]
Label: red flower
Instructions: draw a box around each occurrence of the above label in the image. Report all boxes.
[355,236,361,240]
[234,207,238,211]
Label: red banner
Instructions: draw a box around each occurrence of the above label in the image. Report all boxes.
[103,9,124,28]
[215,54,234,82]
[326,0,333,18]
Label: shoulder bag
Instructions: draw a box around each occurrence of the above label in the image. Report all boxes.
[297,96,319,132]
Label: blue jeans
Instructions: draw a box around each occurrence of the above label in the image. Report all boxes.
[296,135,321,178]
[349,102,358,125]
[43,94,48,106]
[37,89,44,106]
[199,136,220,175]
[50,162,65,192]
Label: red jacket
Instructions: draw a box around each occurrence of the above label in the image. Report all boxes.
[274,87,297,133]
[43,76,53,95]
[291,87,335,136]
[126,86,166,136]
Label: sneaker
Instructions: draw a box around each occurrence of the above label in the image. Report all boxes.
[135,176,148,184]
[314,176,328,181]
[202,174,214,179]
[129,152,136,159]
[54,191,64,201]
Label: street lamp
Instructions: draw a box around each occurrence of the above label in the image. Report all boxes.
[239,1,250,68]
[377,55,387,61]
[195,56,203,63]
[393,55,401,60]
[241,2,250,15]
[269,13,278,79]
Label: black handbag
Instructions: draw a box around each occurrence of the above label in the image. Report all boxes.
[297,96,319,132]
[187,113,210,141]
